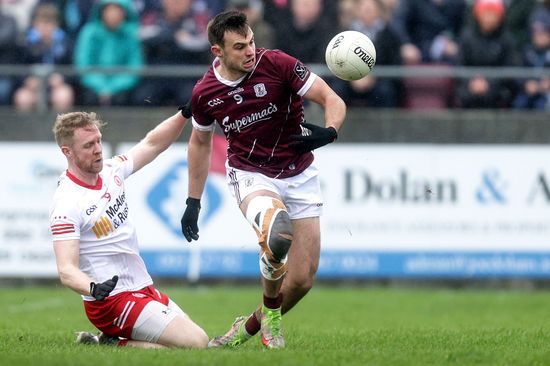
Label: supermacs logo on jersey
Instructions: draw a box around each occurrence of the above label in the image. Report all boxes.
[222,103,278,133]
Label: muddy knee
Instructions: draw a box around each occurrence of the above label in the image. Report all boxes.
[245,196,293,280]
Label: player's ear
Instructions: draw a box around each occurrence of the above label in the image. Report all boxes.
[211,44,223,58]
[61,145,71,158]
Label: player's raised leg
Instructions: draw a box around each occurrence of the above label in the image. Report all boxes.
[208,191,292,349]
[247,193,293,349]
[238,217,321,340]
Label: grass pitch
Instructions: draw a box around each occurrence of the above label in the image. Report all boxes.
[1,284,550,365]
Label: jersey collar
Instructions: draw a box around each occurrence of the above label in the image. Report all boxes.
[213,58,247,87]
[66,170,103,190]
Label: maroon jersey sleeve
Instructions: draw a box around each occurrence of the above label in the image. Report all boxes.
[191,69,217,132]
[267,49,316,97]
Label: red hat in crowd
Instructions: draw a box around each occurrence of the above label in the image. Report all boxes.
[473,0,505,19]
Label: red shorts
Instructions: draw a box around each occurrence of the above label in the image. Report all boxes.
[83,285,169,339]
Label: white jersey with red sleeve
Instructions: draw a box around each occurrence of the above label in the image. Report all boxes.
[49,155,153,301]
[191,48,317,179]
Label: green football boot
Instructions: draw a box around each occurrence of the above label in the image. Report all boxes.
[208,315,253,348]
[260,306,285,349]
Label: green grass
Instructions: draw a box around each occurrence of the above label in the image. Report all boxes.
[1,285,550,365]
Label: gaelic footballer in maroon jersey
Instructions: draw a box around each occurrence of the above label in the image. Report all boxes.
[191,48,316,178]
[182,10,347,350]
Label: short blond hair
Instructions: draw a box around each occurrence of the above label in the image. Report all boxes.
[52,111,105,147]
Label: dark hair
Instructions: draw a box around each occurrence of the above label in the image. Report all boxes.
[207,11,249,47]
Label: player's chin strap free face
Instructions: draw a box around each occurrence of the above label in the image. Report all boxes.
[245,196,293,281]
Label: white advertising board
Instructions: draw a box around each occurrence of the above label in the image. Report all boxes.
[314,144,550,250]
[118,139,257,250]
[2,142,550,278]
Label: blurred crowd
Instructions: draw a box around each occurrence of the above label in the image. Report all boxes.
[0,0,549,111]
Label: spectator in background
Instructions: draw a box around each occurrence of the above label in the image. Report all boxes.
[342,0,403,107]
[133,0,212,106]
[338,0,356,30]
[512,7,550,110]
[13,2,75,111]
[391,0,466,65]
[456,0,519,108]
[227,0,275,49]
[272,0,336,64]
[75,0,143,106]
[37,0,95,45]
[22,3,72,65]
[0,10,20,105]
[263,0,338,32]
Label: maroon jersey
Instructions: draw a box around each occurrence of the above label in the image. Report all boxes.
[191,48,317,178]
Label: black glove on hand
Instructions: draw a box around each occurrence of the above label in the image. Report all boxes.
[90,275,118,301]
[181,197,201,242]
[289,122,338,154]
[178,100,192,119]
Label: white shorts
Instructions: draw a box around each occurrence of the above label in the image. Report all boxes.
[131,299,187,343]
[226,162,323,219]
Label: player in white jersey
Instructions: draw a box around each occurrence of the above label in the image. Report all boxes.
[49,107,208,348]
[181,11,346,349]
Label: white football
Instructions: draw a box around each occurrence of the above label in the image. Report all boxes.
[325,31,377,81]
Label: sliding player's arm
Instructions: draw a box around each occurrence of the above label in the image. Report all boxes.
[53,240,118,300]
[128,111,189,174]
[53,239,94,296]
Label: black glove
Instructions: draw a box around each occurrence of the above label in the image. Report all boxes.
[289,122,338,154]
[178,100,192,119]
[181,197,201,242]
[90,275,118,301]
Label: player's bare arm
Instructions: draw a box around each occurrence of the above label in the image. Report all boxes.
[128,112,188,173]
[187,128,214,199]
[289,77,347,154]
[180,128,213,242]
[53,239,95,296]
[303,76,347,133]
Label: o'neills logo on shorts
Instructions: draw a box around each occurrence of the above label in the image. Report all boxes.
[222,103,278,133]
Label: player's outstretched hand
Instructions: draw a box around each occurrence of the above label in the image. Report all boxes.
[181,197,201,242]
[90,275,118,301]
[178,100,192,119]
[289,122,337,154]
